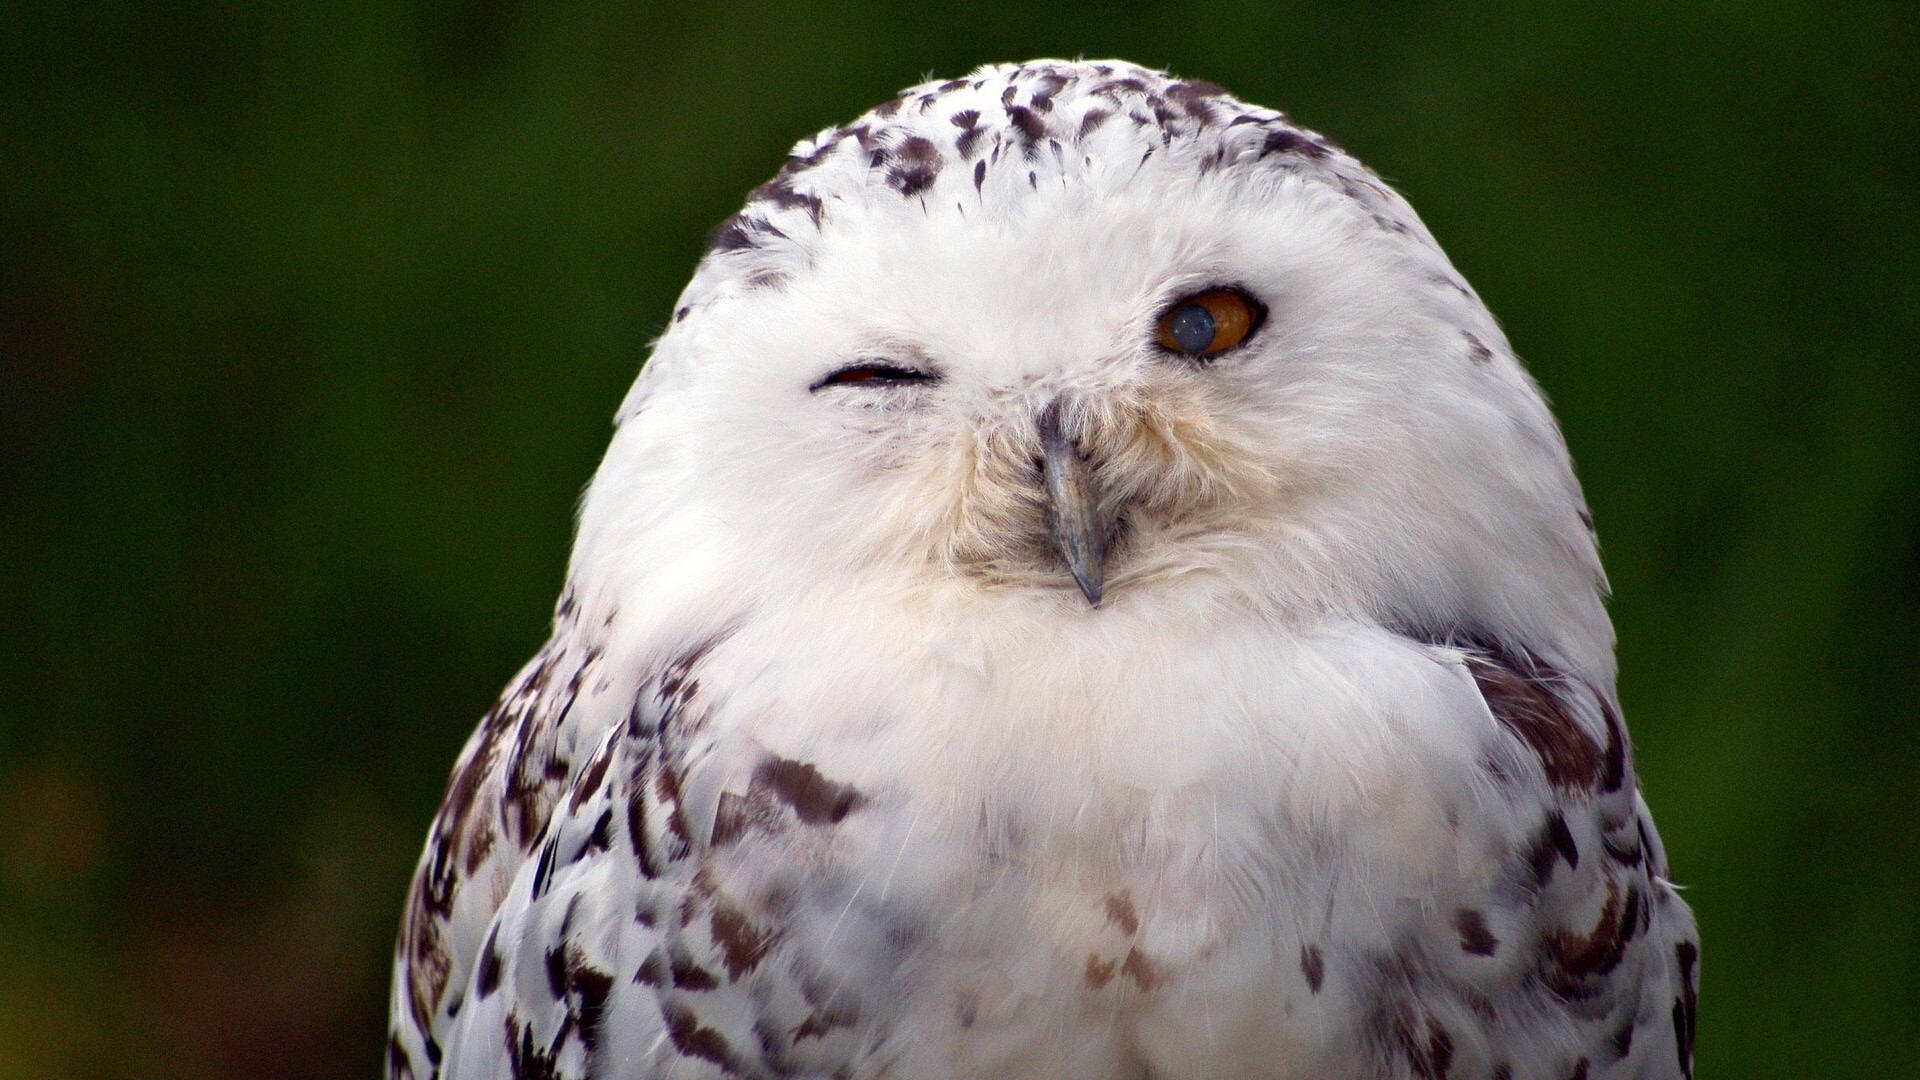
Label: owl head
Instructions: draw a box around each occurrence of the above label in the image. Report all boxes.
[571,60,1611,676]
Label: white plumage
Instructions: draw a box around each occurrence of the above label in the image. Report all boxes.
[390,60,1698,1080]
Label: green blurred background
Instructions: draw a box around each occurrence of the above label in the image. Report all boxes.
[3,2,1915,1077]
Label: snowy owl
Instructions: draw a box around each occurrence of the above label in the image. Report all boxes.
[389,60,1698,1080]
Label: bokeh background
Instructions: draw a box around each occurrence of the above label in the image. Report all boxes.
[4,3,1916,1077]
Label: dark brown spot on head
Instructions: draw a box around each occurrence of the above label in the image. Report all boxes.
[1004,104,1048,152]
[747,176,824,225]
[889,164,938,197]
[708,215,759,253]
[1259,128,1330,160]
[1103,890,1140,937]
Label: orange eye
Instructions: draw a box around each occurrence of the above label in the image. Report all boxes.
[1154,288,1264,357]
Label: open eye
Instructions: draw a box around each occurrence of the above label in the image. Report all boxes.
[811,363,939,391]
[1154,287,1266,358]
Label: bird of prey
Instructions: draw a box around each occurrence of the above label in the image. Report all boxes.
[389,59,1698,1080]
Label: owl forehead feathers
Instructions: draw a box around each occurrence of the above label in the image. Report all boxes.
[673,59,1436,315]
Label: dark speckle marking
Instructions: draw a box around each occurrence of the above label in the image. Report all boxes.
[663,1001,738,1071]
[674,306,690,322]
[1397,1015,1455,1080]
[1119,947,1164,990]
[707,215,758,253]
[1454,908,1499,956]
[1259,128,1330,160]
[475,924,503,998]
[1464,331,1494,363]
[570,961,614,1053]
[635,948,667,987]
[1004,104,1047,152]
[1611,1017,1636,1058]
[1300,944,1325,993]
[1546,877,1633,994]
[1085,953,1116,990]
[1078,109,1111,139]
[951,109,984,158]
[710,901,773,979]
[544,944,568,1001]
[506,1016,562,1080]
[1673,940,1699,1077]
[1465,645,1606,791]
[529,838,556,901]
[1104,891,1140,937]
[1528,810,1582,888]
[973,159,986,191]
[886,135,942,197]
[669,950,720,991]
[1567,1059,1590,1080]
[753,756,865,826]
[1598,699,1628,793]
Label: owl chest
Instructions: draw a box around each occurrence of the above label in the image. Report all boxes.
[699,777,1368,1079]
[675,623,1496,1074]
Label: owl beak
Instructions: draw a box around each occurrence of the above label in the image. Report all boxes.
[1036,401,1111,608]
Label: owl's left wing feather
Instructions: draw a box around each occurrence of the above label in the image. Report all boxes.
[388,603,634,1080]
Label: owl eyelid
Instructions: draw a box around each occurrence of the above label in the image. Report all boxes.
[810,362,942,392]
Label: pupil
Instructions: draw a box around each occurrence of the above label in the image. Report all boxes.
[1168,305,1215,353]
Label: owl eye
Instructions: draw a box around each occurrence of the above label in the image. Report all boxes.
[1154,288,1265,358]
[811,363,939,391]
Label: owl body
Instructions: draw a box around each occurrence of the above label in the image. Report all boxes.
[391,61,1697,1080]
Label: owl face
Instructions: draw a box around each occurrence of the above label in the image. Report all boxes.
[585,61,1607,662]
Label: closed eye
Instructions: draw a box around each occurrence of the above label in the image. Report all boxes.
[811,363,940,391]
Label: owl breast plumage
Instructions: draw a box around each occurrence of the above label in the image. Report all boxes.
[389,59,1698,1080]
